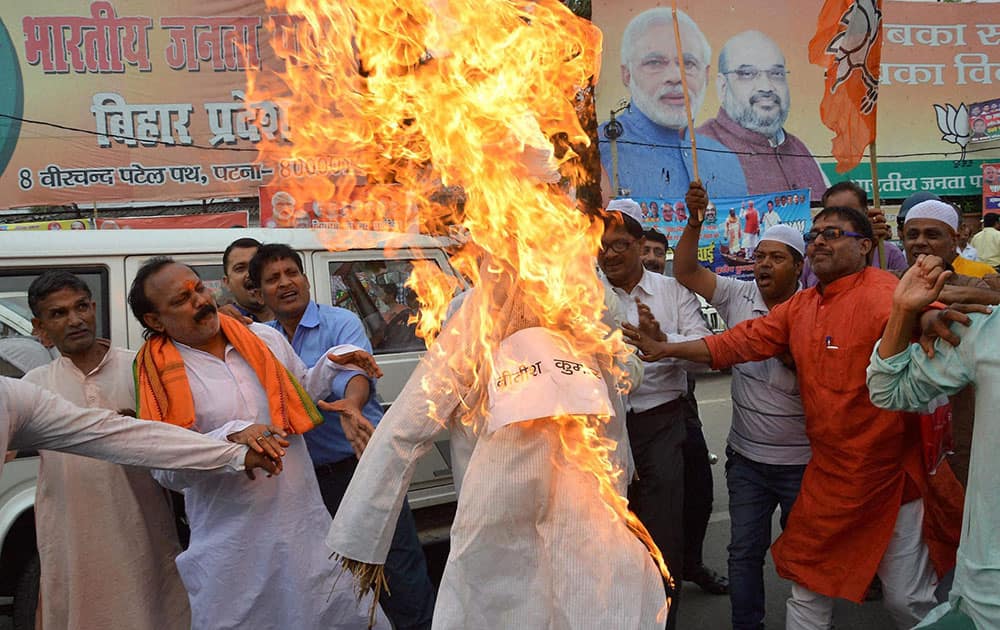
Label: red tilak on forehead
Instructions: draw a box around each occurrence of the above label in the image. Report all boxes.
[183,279,198,292]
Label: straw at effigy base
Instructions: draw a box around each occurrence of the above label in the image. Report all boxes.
[332,554,389,629]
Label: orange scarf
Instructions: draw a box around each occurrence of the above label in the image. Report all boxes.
[134,314,323,434]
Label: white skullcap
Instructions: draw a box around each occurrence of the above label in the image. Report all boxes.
[904,200,959,231]
[606,198,644,226]
[760,224,805,256]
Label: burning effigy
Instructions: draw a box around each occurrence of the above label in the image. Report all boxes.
[249,0,671,626]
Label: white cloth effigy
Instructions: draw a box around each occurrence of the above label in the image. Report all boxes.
[327,287,666,629]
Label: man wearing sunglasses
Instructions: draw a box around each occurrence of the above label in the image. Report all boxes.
[697,30,827,201]
[623,204,963,630]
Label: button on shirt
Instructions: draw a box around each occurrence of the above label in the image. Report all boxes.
[606,269,711,412]
[269,301,382,466]
[710,277,809,465]
[598,108,748,200]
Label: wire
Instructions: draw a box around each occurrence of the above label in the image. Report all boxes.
[3,110,998,162]
[597,137,1000,162]
[0,112,260,153]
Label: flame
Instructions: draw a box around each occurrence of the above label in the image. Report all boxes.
[250,0,671,612]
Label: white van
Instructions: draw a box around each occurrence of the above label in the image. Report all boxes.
[0,228,460,626]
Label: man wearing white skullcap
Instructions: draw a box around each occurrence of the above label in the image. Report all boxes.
[902,200,997,279]
[673,182,808,630]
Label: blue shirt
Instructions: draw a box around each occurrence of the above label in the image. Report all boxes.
[599,107,748,200]
[268,301,382,465]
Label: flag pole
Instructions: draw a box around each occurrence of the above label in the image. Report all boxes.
[670,1,700,185]
[869,142,887,269]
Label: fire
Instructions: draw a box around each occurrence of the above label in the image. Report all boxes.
[250,0,671,611]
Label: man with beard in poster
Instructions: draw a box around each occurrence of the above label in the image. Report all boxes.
[600,8,747,200]
[698,31,827,202]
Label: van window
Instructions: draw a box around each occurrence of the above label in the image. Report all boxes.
[328,259,430,354]
[0,267,110,341]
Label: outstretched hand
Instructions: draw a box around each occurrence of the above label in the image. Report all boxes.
[243,449,282,480]
[317,399,375,458]
[635,299,666,342]
[893,255,951,313]
[622,321,670,362]
[227,424,289,466]
[327,349,383,379]
[918,303,992,358]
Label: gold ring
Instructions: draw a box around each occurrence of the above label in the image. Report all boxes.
[256,436,266,442]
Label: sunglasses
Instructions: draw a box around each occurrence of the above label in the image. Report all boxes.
[803,227,865,244]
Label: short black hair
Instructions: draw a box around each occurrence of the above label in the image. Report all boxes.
[128,256,186,338]
[822,181,868,209]
[985,213,1000,229]
[813,206,875,241]
[223,237,262,274]
[248,243,304,288]
[28,271,91,317]
[602,211,644,240]
[643,228,668,248]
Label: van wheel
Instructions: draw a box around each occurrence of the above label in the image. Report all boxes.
[11,552,39,630]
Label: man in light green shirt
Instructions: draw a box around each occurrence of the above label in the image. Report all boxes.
[867,254,998,629]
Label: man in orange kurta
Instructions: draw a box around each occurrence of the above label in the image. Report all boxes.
[623,205,962,629]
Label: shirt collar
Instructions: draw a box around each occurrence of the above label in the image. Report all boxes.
[627,106,691,145]
[817,267,867,299]
[298,300,321,330]
[634,268,659,296]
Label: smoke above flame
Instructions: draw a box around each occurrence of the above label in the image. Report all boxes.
[250,0,671,608]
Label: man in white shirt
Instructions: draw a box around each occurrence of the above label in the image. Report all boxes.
[24,271,190,630]
[598,199,712,630]
[127,256,388,630]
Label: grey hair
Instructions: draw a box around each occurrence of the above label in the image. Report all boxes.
[620,8,712,69]
[718,30,784,74]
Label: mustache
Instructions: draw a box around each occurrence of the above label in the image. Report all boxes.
[750,91,782,106]
[194,303,218,322]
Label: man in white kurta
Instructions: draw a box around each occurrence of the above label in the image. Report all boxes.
[24,270,190,630]
[129,258,387,630]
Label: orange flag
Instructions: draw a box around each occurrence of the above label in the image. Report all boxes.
[808,0,883,173]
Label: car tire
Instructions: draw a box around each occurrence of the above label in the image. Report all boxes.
[11,551,39,630]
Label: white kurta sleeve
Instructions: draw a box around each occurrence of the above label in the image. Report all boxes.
[151,420,256,491]
[326,326,468,565]
[3,377,248,472]
[250,323,365,401]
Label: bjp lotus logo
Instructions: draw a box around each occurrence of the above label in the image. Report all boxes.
[934,103,972,165]
[825,0,882,115]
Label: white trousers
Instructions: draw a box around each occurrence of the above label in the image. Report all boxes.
[786,499,940,630]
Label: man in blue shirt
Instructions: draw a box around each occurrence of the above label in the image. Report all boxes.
[600,8,747,200]
[250,243,435,630]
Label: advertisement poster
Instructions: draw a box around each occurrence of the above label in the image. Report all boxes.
[0,1,294,209]
[969,97,1000,144]
[982,163,1000,212]
[639,188,811,280]
[593,1,1000,202]
[258,184,414,231]
[93,210,247,229]
[0,218,90,230]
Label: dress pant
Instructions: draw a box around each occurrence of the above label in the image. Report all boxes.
[725,446,807,630]
[786,499,939,630]
[682,410,715,575]
[314,457,436,630]
[627,397,692,630]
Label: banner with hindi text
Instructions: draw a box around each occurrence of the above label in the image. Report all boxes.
[638,189,811,281]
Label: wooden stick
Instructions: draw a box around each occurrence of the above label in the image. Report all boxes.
[869,139,887,269]
[670,1,699,183]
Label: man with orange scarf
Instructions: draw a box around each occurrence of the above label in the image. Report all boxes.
[624,205,965,629]
[128,256,389,630]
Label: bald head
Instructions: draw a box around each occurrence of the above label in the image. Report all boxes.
[717,30,790,139]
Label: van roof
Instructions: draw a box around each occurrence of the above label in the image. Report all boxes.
[0,228,449,259]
